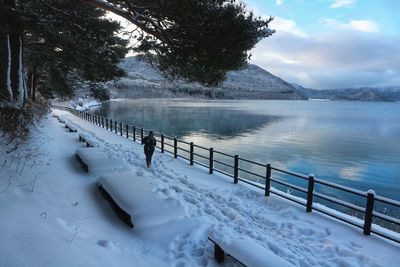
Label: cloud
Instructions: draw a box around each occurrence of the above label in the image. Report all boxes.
[330,0,356,9]
[271,17,308,37]
[250,25,400,89]
[276,0,283,6]
[324,19,380,33]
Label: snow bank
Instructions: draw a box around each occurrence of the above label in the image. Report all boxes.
[98,173,187,229]
[69,98,101,111]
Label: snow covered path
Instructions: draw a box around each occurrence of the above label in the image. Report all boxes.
[0,110,399,267]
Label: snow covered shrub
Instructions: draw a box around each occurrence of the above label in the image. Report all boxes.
[0,99,49,152]
[90,85,110,101]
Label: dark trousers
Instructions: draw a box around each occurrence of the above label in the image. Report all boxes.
[145,148,154,167]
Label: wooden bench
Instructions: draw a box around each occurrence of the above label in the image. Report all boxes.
[97,173,186,229]
[97,183,133,227]
[65,123,77,132]
[78,132,90,142]
[75,148,133,174]
[86,138,100,147]
[208,235,294,267]
[78,133,100,147]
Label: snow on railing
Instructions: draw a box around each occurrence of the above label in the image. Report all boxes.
[51,104,400,243]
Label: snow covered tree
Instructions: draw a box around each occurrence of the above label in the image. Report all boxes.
[80,0,274,86]
[1,0,274,107]
[0,0,26,107]
[22,0,128,99]
[0,0,128,107]
[0,0,128,146]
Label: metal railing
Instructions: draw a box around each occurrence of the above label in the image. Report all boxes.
[52,105,400,243]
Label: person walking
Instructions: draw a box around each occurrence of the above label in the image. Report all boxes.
[142,131,156,167]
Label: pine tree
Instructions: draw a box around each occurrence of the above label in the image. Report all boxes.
[1,0,274,107]
[22,0,129,99]
[81,0,275,86]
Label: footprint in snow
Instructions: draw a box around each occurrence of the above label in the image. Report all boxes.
[97,239,116,250]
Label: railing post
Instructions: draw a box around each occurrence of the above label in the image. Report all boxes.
[265,164,271,196]
[110,119,113,131]
[140,128,144,144]
[363,190,375,235]
[115,121,118,134]
[174,138,178,158]
[119,122,123,136]
[233,155,239,184]
[161,134,164,153]
[102,117,104,128]
[106,119,109,130]
[209,148,214,174]
[133,126,136,141]
[306,174,315,212]
[189,142,194,165]
[126,124,129,138]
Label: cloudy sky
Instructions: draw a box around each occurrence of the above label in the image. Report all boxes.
[245,0,400,89]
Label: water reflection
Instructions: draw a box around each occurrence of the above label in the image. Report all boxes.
[93,99,281,139]
[91,99,400,202]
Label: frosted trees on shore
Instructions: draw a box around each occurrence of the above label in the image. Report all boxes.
[0,0,26,107]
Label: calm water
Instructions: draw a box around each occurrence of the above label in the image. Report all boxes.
[92,99,400,204]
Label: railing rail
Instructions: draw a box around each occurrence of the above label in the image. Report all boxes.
[52,104,400,243]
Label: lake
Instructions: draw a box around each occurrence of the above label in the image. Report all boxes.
[91,99,400,206]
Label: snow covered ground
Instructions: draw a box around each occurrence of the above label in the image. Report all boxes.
[0,110,399,267]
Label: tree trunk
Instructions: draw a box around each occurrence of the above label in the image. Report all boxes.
[0,0,26,108]
[26,67,37,101]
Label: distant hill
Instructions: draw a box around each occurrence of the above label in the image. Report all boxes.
[109,57,307,100]
[293,84,400,102]
[111,57,399,101]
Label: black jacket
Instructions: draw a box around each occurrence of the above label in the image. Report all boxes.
[143,136,156,153]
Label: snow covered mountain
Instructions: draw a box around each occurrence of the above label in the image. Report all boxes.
[108,57,307,100]
[293,84,400,102]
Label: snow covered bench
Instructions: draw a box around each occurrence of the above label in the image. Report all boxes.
[58,116,66,123]
[85,138,100,147]
[75,148,133,173]
[208,235,294,267]
[78,132,90,142]
[78,133,100,147]
[65,123,77,132]
[97,173,186,229]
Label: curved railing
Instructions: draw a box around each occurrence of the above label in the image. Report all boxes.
[52,104,400,243]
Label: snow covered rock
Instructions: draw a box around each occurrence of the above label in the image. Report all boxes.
[97,173,186,229]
